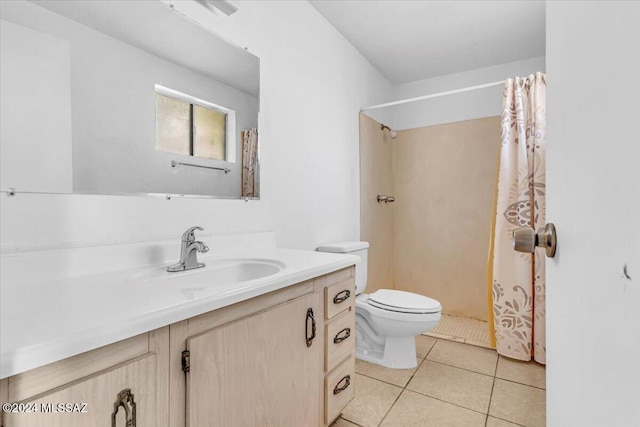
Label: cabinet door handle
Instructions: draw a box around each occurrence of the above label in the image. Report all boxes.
[111,388,136,427]
[306,308,316,347]
[333,375,351,395]
[333,327,351,344]
[333,290,351,304]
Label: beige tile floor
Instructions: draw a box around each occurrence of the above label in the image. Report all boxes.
[333,335,546,427]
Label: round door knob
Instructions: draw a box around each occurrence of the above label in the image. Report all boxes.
[512,223,557,258]
[513,227,536,253]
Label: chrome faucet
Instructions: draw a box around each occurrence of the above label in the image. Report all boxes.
[167,226,209,272]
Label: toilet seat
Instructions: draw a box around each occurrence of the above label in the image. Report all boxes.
[367,289,441,314]
[356,295,441,324]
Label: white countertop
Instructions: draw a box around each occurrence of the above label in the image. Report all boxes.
[0,246,358,379]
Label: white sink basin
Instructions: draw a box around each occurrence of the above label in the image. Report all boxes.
[134,258,286,290]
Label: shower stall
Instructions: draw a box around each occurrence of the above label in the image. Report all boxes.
[359,112,500,346]
[358,73,545,350]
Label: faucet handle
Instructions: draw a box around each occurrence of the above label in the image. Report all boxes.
[181,226,204,242]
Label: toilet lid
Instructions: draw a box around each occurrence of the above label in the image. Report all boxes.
[368,289,441,314]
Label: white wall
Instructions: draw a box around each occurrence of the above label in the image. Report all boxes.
[0,0,392,252]
[0,19,73,194]
[386,56,545,130]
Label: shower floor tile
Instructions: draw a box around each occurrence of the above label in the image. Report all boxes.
[425,314,493,348]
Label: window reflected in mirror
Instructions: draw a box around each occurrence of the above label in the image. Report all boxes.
[155,94,191,156]
[194,105,226,160]
[155,89,231,161]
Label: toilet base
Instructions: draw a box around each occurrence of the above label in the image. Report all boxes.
[355,336,418,369]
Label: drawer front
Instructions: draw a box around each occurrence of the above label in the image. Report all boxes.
[325,309,355,372]
[324,267,353,288]
[324,278,355,320]
[324,356,355,425]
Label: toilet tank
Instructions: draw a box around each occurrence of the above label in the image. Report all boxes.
[316,241,369,295]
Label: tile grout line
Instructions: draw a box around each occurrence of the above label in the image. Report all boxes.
[399,340,496,419]
[402,387,493,417]
[377,354,428,426]
[482,355,540,427]
[354,338,438,389]
[338,415,365,427]
[423,349,545,422]
[347,340,437,427]
[375,339,437,426]
[495,376,546,391]
[377,339,500,421]
[427,338,547,390]
[354,372,408,389]
[405,339,498,418]
[484,351,501,427]
[489,414,528,427]
[426,357,497,378]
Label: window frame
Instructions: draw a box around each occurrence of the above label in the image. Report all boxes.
[155,84,236,163]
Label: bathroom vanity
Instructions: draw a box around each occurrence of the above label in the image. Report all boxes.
[0,245,356,427]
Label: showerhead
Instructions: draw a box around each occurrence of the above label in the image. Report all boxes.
[381,124,397,139]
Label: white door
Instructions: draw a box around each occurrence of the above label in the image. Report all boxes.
[546,2,640,426]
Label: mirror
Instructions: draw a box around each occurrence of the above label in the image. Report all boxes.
[0,0,260,199]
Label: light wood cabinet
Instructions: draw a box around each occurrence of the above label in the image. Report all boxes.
[186,293,321,427]
[176,267,356,427]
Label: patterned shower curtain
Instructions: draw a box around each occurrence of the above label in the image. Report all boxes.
[491,72,546,364]
[241,128,259,198]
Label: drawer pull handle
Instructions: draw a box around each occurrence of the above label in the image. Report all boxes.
[112,388,136,427]
[333,375,351,395]
[333,327,351,344]
[333,290,351,304]
[306,308,316,347]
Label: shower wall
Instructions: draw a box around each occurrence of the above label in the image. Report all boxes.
[359,113,394,293]
[393,117,500,320]
[360,114,500,320]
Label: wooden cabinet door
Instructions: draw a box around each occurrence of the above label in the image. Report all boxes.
[5,354,157,427]
[186,293,321,427]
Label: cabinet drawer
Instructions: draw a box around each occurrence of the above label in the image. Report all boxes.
[324,278,355,320]
[325,309,355,372]
[324,356,355,425]
[324,267,353,287]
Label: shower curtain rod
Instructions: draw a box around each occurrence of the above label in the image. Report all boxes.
[360,80,506,112]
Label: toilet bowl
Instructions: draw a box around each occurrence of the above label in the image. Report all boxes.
[317,242,442,369]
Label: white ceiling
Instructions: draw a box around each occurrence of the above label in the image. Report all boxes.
[309,0,545,84]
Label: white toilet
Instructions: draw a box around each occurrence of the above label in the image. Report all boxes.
[318,241,442,369]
